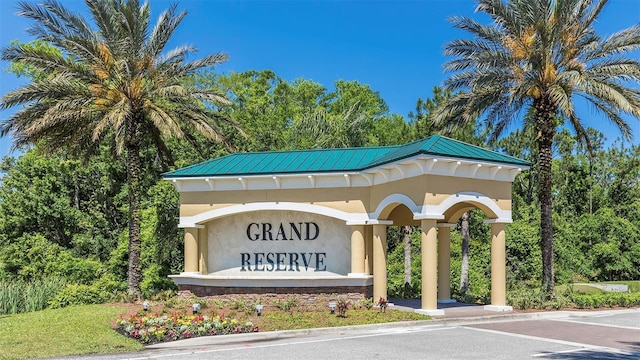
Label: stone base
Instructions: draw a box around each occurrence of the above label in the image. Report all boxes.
[170,273,374,299]
[484,305,513,312]
[415,308,445,316]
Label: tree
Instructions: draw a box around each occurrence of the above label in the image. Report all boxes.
[212,70,311,152]
[434,0,640,292]
[459,212,470,294]
[293,80,388,149]
[403,225,412,286]
[1,0,236,295]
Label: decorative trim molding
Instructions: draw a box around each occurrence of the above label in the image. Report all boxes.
[166,154,527,193]
[370,193,421,220]
[484,218,513,224]
[179,202,369,226]
[178,224,205,229]
[437,223,458,228]
[413,214,445,220]
[169,273,374,288]
[419,191,512,222]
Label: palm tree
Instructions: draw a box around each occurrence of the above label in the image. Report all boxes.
[1,0,236,295]
[434,0,640,292]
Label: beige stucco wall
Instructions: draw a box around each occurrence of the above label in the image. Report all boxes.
[178,174,512,222]
[179,188,370,218]
[370,175,512,213]
[205,210,351,276]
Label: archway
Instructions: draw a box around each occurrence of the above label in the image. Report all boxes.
[371,192,511,315]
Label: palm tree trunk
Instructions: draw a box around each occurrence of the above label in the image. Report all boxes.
[460,212,469,294]
[403,225,412,285]
[126,116,143,296]
[589,158,593,215]
[534,96,556,293]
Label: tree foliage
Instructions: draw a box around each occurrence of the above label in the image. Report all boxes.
[0,0,237,294]
[1,36,639,306]
[434,0,640,291]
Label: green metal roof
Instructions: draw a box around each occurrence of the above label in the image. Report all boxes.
[164,135,531,178]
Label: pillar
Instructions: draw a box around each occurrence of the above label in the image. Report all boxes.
[437,223,456,302]
[183,227,200,273]
[484,221,512,311]
[350,225,366,275]
[420,219,439,312]
[372,223,388,301]
[198,225,208,274]
[364,225,373,275]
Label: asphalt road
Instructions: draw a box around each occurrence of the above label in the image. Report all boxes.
[52,308,640,360]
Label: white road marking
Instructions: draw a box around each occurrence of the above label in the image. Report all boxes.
[462,326,618,352]
[549,317,640,331]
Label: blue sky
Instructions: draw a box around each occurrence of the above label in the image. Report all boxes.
[1,0,639,158]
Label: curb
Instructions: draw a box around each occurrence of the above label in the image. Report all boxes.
[145,307,639,350]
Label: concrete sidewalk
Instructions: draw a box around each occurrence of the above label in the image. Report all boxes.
[145,302,640,351]
[388,298,507,318]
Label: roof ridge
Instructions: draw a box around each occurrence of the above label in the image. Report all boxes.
[233,143,402,156]
[429,134,529,163]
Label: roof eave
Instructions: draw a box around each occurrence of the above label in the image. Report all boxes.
[165,154,528,192]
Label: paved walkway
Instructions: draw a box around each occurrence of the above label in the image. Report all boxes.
[389,297,505,318]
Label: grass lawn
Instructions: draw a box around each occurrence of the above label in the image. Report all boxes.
[257,307,429,332]
[0,304,142,360]
[556,284,604,295]
[0,301,429,359]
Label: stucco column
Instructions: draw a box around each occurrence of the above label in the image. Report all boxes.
[350,225,366,275]
[484,221,513,312]
[437,223,456,302]
[419,219,439,313]
[364,225,373,275]
[183,227,200,273]
[198,225,208,275]
[372,223,389,301]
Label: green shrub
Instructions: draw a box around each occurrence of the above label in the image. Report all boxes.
[92,274,127,297]
[507,287,546,310]
[573,294,593,308]
[271,297,300,312]
[0,277,67,315]
[507,286,572,310]
[112,290,139,303]
[353,297,374,310]
[572,292,640,309]
[48,284,107,308]
[151,289,177,301]
[140,264,176,299]
[45,252,105,284]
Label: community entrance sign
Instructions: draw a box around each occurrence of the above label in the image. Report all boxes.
[207,211,350,275]
[164,135,529,315]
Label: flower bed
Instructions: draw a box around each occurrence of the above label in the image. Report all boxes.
[116,311,258,344]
